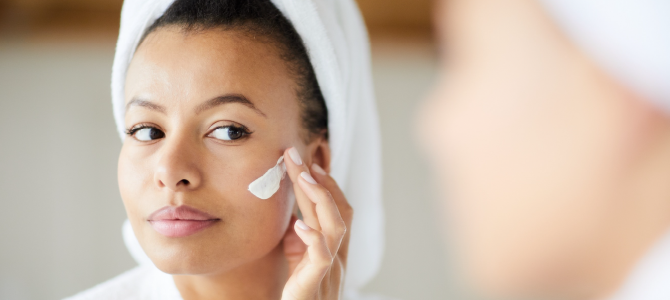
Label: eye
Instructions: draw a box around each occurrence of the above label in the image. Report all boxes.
[210,126,249,141]
[127,126,165,141]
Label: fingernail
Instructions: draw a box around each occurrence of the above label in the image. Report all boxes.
[288,147,303,165]
[300,172,317,184]
[295,219,310,231]
[311,164,327,175]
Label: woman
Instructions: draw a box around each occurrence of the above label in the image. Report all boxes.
[65,0,384,299]
[422,0,670,299]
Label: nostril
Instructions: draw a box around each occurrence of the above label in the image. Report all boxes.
[179,179,190,185]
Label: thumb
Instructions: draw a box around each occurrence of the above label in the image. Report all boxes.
[282,215,307,276]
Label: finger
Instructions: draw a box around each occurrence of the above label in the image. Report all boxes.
[309,164,354,264]
[285,220,332,297]
[296,170,347,253]
[282,215,306,276]
[284,147,320,231]
[309,164,353,227]
[294,220,332,264]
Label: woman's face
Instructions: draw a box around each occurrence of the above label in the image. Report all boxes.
[421,0,664,297]
[120,27,309,275]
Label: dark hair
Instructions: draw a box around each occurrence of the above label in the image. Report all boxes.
[140,0,328,141]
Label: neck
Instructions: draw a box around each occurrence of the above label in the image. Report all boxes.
[173,244,288,300]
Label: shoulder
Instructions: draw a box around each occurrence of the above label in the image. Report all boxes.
[63,265,158,300]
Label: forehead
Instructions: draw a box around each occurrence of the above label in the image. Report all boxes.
[124,26,298,114]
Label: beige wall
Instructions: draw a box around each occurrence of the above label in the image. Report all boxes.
[0,44,131,299]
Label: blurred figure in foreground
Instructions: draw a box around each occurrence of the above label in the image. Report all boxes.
[420,0,670,299]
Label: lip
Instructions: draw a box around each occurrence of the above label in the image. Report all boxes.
[148,206,220,237]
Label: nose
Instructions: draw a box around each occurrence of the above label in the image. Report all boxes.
[153,135,202,192]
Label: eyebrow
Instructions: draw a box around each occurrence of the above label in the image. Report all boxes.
[125,98,167,114]
[125,94,267,117]
[195,94,267,117]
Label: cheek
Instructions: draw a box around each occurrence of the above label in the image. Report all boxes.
[185,151,293,268]
[118,145,154,220]
[205,148,294,228]
[216,176,293,243]
[118,140,295,274]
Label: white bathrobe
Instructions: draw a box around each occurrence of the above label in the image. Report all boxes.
[63,263,397,300]
[63,266,182,300]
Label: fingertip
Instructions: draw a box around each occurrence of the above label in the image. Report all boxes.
[311,163,327,175]
[288,147,303,166]
[295,219,311,231]
[300,172,317,185]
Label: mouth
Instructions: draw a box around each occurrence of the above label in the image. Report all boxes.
[147,205,220,237]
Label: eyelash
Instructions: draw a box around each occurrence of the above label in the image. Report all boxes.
[209,124,253,140]
[125,123,156,136]
[123,123,253,140]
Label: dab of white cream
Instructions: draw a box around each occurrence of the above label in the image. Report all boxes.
[248,156,287,200]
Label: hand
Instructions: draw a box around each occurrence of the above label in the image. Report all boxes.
[280,147,353,300]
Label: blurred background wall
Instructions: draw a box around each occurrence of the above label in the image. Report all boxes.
[0,1,471,299]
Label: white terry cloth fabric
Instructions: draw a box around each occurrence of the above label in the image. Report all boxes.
[64,265,182,300]
[105,0,384,299]
[607,229,670,300]
[538,0,670,112]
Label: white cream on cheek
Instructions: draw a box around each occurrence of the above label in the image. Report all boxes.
[248,156,287,200]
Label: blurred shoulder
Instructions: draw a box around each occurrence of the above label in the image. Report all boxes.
[63,265,172,300]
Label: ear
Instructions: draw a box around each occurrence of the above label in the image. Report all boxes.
[306,135,331,174]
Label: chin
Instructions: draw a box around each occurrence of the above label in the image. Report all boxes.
[153,262,219,276]
[137,231,234,275]
[145,243,223,275]
[141,233,282,276]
